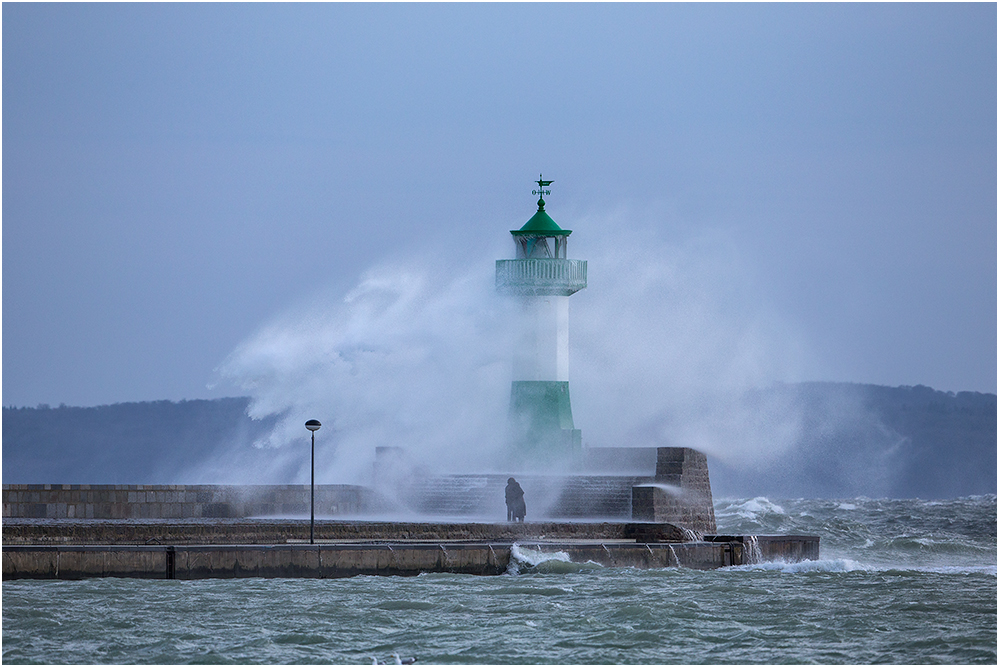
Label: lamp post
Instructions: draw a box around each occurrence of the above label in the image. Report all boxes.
[305,419,321,544]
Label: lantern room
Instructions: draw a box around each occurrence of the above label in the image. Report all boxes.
[512,205,571,259]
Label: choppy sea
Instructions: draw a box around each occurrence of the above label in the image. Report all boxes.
[3,496,995,665]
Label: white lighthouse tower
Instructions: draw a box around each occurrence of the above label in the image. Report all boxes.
[496,175,587,466]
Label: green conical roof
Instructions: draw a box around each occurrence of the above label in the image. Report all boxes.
[511,199,572,236]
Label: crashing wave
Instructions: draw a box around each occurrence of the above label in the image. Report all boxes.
[507,544,603,575]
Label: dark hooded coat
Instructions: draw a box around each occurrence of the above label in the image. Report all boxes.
[505,478,526,521]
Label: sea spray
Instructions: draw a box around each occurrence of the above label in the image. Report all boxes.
[216,218,902,490]
[218,258,519,484]
[632,482,685,497]
[743,535,763,564]
[680,527,704,542]
[568,214,811,467]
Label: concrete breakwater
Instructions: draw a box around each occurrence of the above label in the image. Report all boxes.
[0,542,727,579]
[2,520,819,580]
[2,448,818,580]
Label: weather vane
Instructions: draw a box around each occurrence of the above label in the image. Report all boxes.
[532,173,553,209]
[532,173,553,197]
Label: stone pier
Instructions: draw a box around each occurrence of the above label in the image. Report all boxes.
[2,520,820,580]
[2,446,819,580]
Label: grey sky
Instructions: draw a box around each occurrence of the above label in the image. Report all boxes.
[3,3,996,408]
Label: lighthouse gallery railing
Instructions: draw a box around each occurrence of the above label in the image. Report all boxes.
[495,258,587,296]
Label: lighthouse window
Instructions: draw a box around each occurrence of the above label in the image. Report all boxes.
[515,238,529,258]
[554,237,567,258]
[517,236,553,259]
[514,235,569,259]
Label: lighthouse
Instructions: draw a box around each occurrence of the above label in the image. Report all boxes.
[496,175,587,466]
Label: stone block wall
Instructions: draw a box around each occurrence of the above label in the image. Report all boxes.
[2,484,381,520]
[3,520,699,546]
[631,447,717,534]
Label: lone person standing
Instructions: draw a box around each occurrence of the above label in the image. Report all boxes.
[505,477,526,522]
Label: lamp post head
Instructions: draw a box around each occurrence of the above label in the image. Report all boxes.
[305,419,322,432]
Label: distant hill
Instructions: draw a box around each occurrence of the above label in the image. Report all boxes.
[3,384,995,498]
[707,383,996,499]
[2,398,284,485]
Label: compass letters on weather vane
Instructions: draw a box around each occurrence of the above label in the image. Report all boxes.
[532,173,553,198]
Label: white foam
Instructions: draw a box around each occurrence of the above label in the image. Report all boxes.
[881,564,998,576]
[724,496,787,520]
[731,558,867,573]
[729,558,997,576]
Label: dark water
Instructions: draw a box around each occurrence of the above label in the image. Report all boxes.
[3,496,995,664]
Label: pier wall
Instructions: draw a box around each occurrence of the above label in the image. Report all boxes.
[2,484,380,520]
[4,447,717,533]
[2,519,820,580]
[4,539,819,580]
[2,520,689,546]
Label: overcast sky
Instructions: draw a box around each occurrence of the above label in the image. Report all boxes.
[3,3,996,409]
